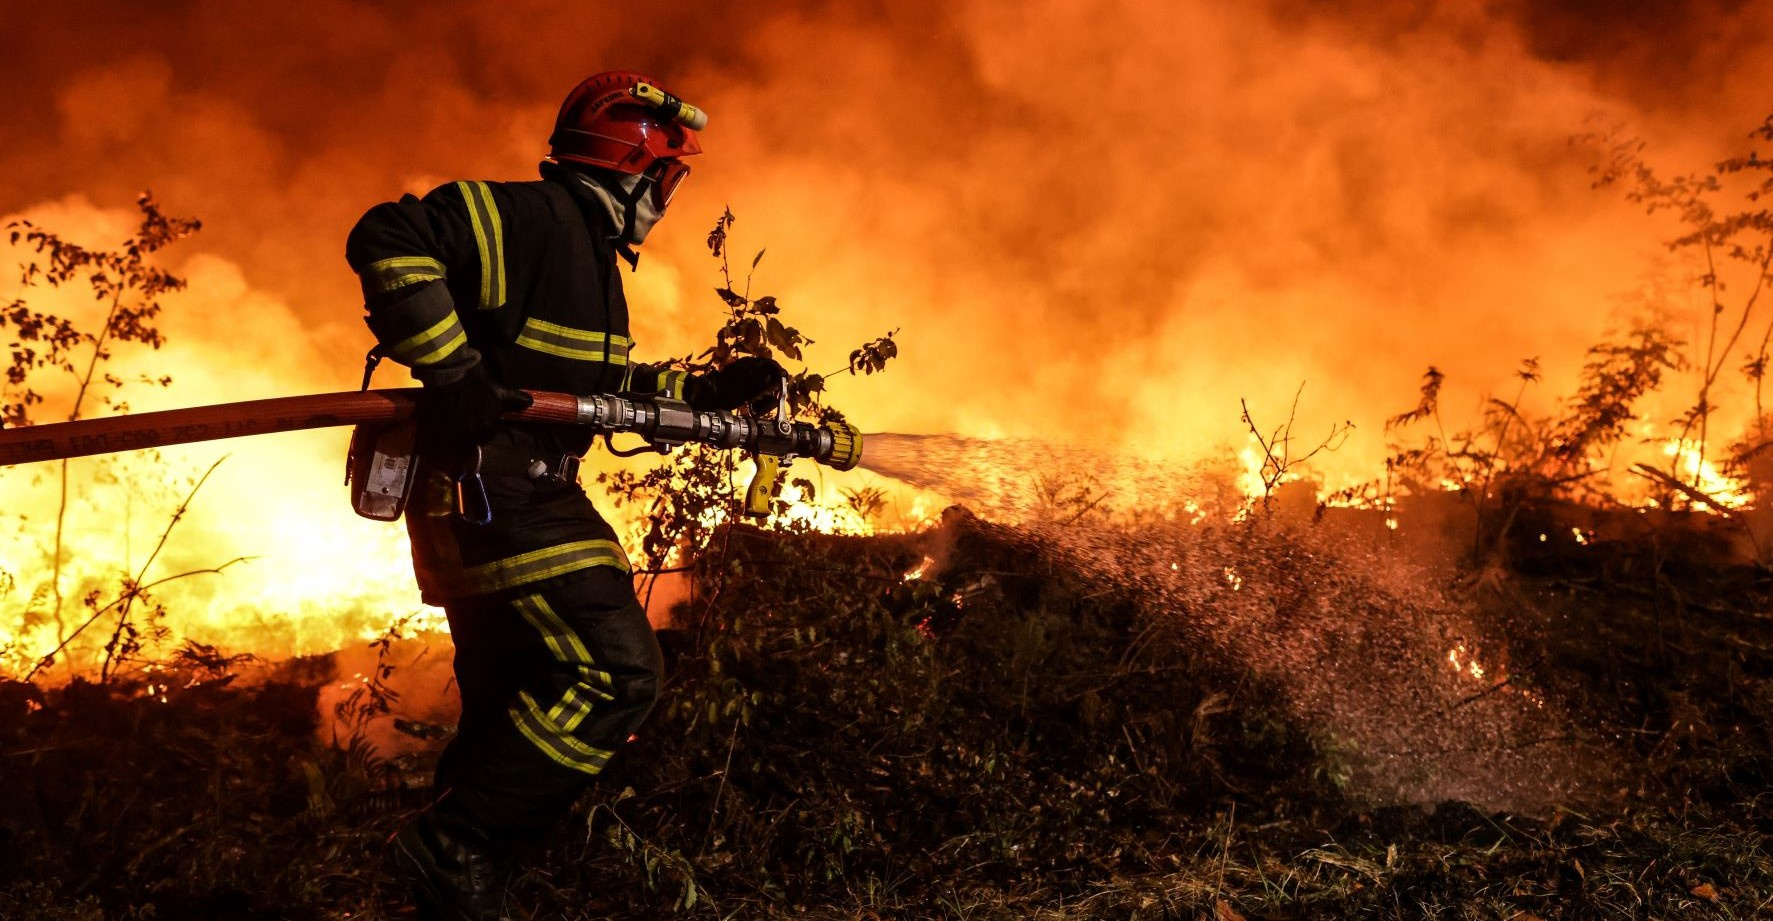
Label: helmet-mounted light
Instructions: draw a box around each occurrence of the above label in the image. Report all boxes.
[630,82,709,130]
[549,72,704,177]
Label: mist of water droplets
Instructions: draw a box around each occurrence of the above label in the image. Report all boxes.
[863,432,1610,811]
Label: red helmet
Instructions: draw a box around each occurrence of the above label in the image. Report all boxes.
[549,71,704,203]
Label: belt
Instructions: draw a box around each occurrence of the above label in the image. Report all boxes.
[470,443,583,483]
[449,443,583,527]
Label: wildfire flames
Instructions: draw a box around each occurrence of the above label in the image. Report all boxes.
[4,0,1773,699]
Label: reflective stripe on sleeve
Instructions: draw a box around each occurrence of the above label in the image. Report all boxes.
[363,256,445,294]
[387,312,468,367]
[365,279,468,370]
[513,317,633,364]
[456,181,506,310]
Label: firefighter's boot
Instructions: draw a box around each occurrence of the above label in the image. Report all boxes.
[389,813,507,921]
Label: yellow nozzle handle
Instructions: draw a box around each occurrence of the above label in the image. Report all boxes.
[631,83,709,130]
[744,453,784,519]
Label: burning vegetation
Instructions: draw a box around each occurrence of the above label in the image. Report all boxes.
[7,2,1773,917]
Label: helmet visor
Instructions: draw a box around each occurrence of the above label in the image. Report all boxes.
[648,159,691,210]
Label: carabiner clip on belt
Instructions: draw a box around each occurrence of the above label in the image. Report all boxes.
[454,445,493,526]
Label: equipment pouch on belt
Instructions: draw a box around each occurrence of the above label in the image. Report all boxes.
[346,419,421,521]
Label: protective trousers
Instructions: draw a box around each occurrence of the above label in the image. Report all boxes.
[430,566,663,842]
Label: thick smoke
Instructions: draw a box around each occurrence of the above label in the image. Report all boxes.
[4,2,1770,464]
[3,2,1772,585]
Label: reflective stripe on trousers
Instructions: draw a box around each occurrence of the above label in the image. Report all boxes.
[435,567,663,837]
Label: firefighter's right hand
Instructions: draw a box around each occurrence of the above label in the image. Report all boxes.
[692,356,787,412]
[416,362,533,456]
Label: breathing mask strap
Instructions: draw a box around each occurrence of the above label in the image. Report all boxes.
[615,176,646,244]
[599,171,655,267]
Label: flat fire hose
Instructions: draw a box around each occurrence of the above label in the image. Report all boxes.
[0,387,863,516]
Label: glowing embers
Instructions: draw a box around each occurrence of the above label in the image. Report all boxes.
[141,663,172,704]
[902,555,936,582]
[1446,642,1490,681]
[138,661,226,704]
[1222,566,1244,591]
[1445,640,1545,709]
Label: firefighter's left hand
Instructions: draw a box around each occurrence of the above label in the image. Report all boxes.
[416,362,533,455]
[693,356,787,412]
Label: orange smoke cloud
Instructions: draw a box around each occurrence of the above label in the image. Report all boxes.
[3,1,1772,664]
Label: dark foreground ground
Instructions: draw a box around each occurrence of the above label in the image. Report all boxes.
[3,505,1773,920]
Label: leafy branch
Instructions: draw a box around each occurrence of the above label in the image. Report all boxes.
[1587,117,1773,490]
[1239,383,1353,514]
[4,193,199,647]
[604,207,902,630]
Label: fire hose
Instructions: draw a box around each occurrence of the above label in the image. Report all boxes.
[0,386,863,519]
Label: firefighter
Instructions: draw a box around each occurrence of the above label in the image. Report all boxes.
[345,71,783,920]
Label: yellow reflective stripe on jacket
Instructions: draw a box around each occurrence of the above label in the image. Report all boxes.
[388,312,468,367]
[511,691,615,775]
[514,317,633,364]
[456,181,505,310]
[438,539,630,597]
[364,256,445,294]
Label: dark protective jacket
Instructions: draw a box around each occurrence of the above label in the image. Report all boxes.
[345,165,699,603]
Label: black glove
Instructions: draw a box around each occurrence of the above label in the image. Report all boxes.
[416,362,533,457]
[691,356,787,412]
